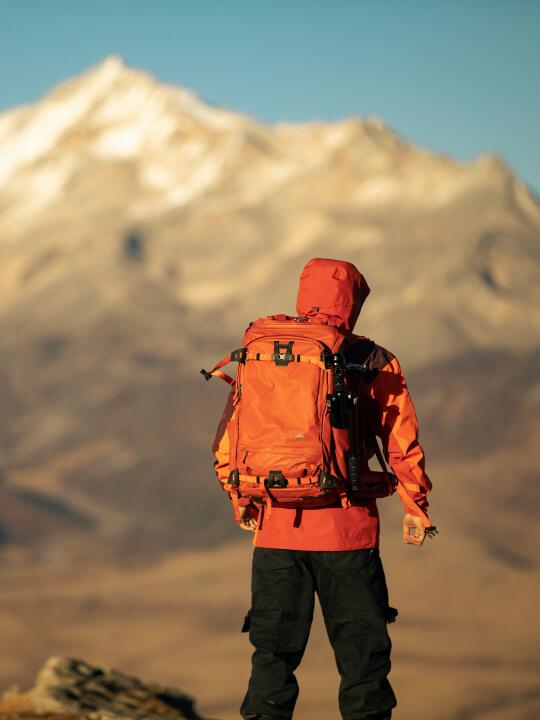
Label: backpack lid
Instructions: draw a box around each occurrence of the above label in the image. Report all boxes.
[295,258,370,334]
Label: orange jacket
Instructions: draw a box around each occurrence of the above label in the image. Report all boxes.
[212,258,432,550]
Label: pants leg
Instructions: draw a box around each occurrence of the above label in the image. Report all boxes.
[311,548,397,720]
[240,547,315,720]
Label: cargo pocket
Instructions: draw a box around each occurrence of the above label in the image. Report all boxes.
[241,609,252,633]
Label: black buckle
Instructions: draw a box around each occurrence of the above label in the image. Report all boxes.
[345,362,367,372]
[318,470,337,489]
[230,348,247,364]
[266,470,288,488]
[322,349,334,368]
[228,469,240,487]
[272,341,294,366]
[322,350,347,371]
[200,368,212,381]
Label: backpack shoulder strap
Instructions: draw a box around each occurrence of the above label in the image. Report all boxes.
[343,336,376,369]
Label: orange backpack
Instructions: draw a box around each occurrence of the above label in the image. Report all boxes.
[202,314,397,522]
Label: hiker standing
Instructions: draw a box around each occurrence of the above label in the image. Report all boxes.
[204,257,435,720]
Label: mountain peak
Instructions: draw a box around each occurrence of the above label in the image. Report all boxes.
[51,54,167,105]
[0,58,534,227]
[0,56,244,189]
[86,54,127,78]
[94,53,126,72]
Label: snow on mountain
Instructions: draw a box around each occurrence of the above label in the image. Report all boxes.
[4,55,533,232]
[0,57,240,180]
[0,59,241,224]
[0,55,539,361]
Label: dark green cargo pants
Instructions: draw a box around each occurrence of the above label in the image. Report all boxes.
[239,547,397,720]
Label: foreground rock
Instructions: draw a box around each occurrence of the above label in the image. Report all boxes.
[0,657,211,719]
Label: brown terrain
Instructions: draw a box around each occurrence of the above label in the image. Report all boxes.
[0,58,539,719]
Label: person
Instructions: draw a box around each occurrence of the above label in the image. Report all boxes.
[211,258,433,720]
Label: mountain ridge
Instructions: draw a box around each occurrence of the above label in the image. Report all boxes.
[1,56,536,222]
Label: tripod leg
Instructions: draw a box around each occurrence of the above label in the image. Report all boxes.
[347,395,361,492]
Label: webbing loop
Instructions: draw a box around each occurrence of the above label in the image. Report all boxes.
[201,348,247,385]
[230,487,241,524]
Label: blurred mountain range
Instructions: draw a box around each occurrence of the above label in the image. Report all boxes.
[0,56,539,560]
[1,56,540,719]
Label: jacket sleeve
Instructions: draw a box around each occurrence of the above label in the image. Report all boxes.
[368,353,432,517]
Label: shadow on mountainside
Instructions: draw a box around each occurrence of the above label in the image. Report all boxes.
[0,344,538,566]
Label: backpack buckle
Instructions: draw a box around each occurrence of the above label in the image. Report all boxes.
[266,470,288,488]
[228,469,240,487]
[322,349,335,369]
[318,470,337,489]
[345,362,367,372]
[272,341,294,366]
[230,348,247,364]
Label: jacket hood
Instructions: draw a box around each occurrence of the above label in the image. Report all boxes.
[295,257,370,333]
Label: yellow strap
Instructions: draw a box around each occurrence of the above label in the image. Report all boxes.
[338,490,351,509]
[403,482,420,492]
[245,352,326,370]
[206,354,236,385]
[230,488,242,524]
[231,473,320,485]
[207,349,327,385]
[211,369,235,385]
[252,505,263,546]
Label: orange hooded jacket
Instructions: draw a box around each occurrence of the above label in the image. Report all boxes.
[213,257,432,550]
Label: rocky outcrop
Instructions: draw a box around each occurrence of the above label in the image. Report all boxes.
[1,657,211,720]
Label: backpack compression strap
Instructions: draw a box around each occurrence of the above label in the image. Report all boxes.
[201,347,328,385]
[200,352,239,385]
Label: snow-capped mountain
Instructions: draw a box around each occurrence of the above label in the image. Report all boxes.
[1,57,539,364]
[1,58,539,720]
[0,57,539,558]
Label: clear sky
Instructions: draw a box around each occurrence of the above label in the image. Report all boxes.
[1,0,539,192]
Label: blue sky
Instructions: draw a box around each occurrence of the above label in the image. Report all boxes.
[1,0,539,192]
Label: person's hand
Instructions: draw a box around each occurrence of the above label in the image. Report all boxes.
[403,513,426,546]
[239,504,258,532]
